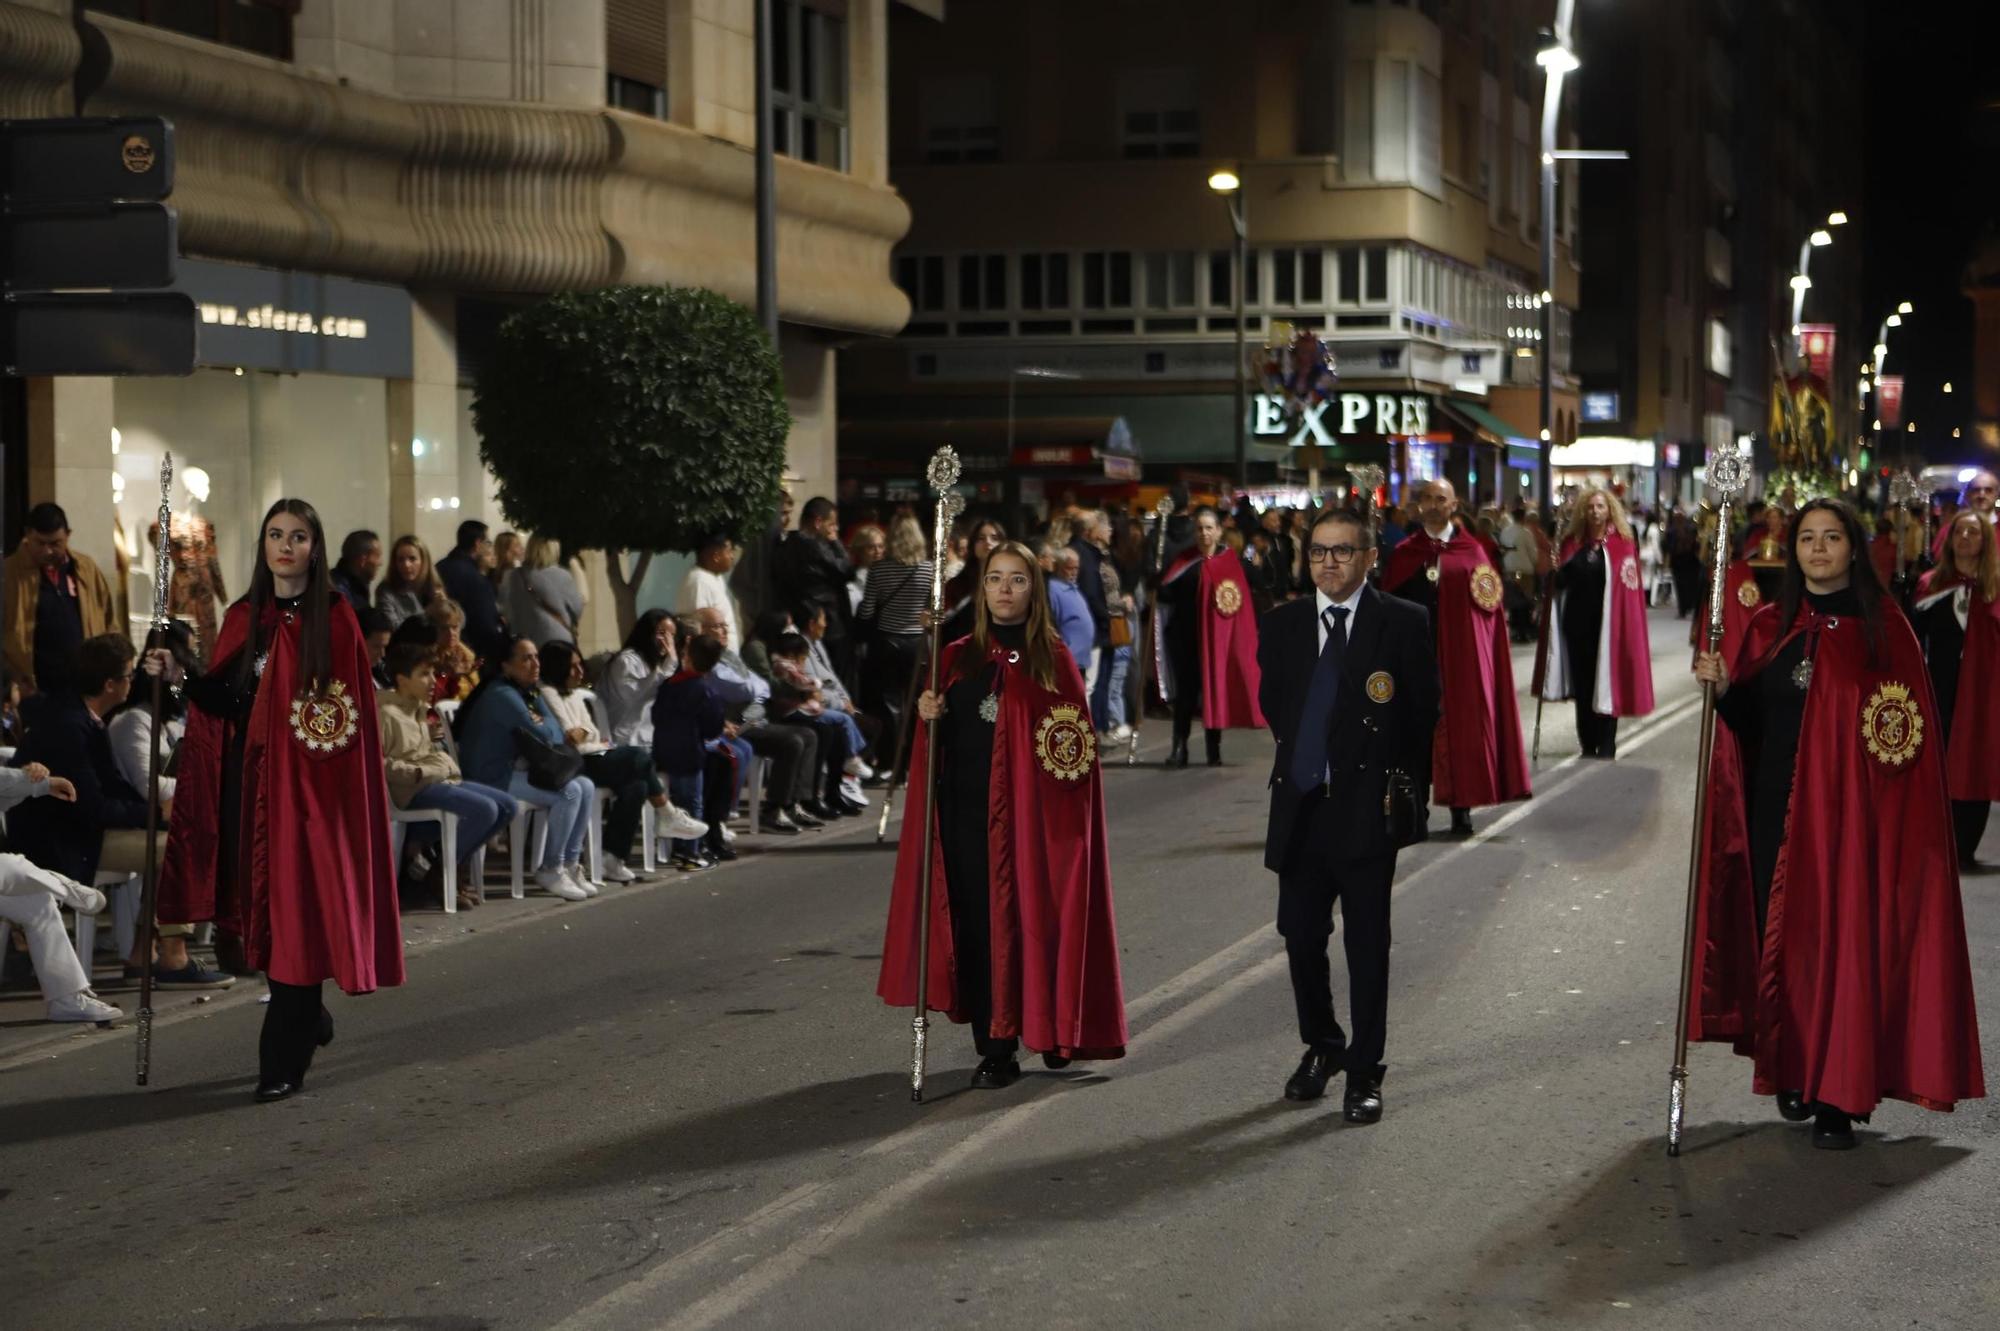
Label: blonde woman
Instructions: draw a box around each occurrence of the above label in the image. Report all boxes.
[505,534,582,647]
[425,597,479,703]
[376,535,442,630]
[1914,509,2000,864]
[1533,487,1654,757]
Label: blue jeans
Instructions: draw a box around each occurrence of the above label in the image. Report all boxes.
[814,708,867,760]
[404,780,519,865]
[1093,643,1133,729]
[506,770,595,869]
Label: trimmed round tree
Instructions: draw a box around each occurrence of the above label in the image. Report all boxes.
[471,284,791,637]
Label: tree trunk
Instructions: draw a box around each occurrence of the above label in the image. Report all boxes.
[603,548,653,642]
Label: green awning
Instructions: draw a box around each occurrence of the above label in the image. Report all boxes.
[1440,396,1536,448]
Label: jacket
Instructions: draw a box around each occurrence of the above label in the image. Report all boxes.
[8,691,150,881]
[651,670,725,776]
[774,532,854,639]
[436,550,506,658]
[2,547,116,692]
[1048,576,1096,665]
[377,688,459,807]
[456,682,563,791]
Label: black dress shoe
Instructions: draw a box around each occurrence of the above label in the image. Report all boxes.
[1450,808,1475,836]
[1041,1052,1072,1071]
[1283,1048,1339,1102]
[254,1079,301,1103]
[1343,1071,1384,1124]
[969,1056,1022,1089]
[1167,740,1190,768]
[704,841,740,862]
[1812,1107,1857,1150]
[759,812,802,835]
[1776,1089,1812,1122]
[1204,731,1223,766]
[789,805,827,828]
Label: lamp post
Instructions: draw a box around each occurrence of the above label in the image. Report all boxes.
[1786,210,1848,360]
[1210,167,1249,491]
[1535,6,1579,512]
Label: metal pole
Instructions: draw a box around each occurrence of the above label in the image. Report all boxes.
[1537,131,1558,512]
[908,450,962,1103]
[135,451,174,1085]
[753,0,778,347]
[1232,191,1249,492]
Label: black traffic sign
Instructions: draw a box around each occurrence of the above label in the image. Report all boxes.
[1,293,198,376]
[0,116,174,205]
[1,202,178,291]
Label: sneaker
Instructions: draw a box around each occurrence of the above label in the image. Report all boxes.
[534,867,588,901]
[672,853,712,871]
[49,989,121,1024]
[564,864,599,897]
[602,856,637,884]
[1108,723,1133,742]
[661,807,709,840]
[843,756,873,779]
[151,962,235,991]
[840,776,870,806]
[718,822,738,845]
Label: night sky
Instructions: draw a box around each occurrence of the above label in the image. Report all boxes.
[1862,3,2000,459]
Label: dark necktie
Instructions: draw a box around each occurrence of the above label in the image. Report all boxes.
[1290,605,1349,791]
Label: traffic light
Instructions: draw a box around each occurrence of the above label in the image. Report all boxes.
[1,116,197,376]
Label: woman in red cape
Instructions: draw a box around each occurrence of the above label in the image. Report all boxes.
[1911,509,2000,865]
[1157,507,1264,768]
[154,498,401,1102]
[1533,487,1654,758]
[1692,499,1984,1149]
[878,541,1126,1089]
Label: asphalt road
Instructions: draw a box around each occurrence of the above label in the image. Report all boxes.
[1,605,1995,1331]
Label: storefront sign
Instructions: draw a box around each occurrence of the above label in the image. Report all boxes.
[170,257,412,378]
[1251,392,1431,446]
[1581,391,1620,423]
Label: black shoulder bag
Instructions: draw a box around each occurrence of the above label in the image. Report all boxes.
[515,726,584,791]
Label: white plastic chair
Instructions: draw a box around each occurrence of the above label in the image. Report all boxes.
[388,803,462,915]
[72,870,140,966]
[577,687,645,878]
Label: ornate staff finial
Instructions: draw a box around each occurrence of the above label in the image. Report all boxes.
[152,452,175,632]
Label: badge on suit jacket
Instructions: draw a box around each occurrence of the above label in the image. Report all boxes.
[1254,583,1441,874]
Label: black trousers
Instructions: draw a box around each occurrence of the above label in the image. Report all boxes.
[1276,795,1395,1077]
[260,979,326,1085]
[1574,702,1619,758]
[940,787,1017,1060]
[1953,799,1991,865]
[581,746,662,861]
[742,722,818,808]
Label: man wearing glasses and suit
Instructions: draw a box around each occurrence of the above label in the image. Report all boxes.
[1258,505,1439,1122]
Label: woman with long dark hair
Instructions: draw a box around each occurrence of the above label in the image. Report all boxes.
[1691,498,1984,1148]
[153,498,402,1102]
[600,609,679,747]
[878,541,1127,1089]
[937,516,1007,645]
[1911,509,2000,865]
[540,639,686,882]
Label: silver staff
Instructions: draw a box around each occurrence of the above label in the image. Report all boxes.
[1129,492,1174,765]
[136,452,174,1086]
[908,447,962,1102]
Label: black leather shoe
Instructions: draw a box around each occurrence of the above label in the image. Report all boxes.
[1343,1071,1384,1124]
[1167,740,1190,768]
[1204,731,1223,766]
[1283,1048,1339,1102]
[704,841,740,862]
[1041,1052,1072,1071]
[254,1079,301,1103]
[789,805,827,829]
[758,812,802,835]
[969,1056,1022,1089]
[1777,1089,1812,1122]
[1450,808,1475,836]
[1812,1107,1856,1150]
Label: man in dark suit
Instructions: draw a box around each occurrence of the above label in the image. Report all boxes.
[1258,505,1439,1123]
[436,520,506,660]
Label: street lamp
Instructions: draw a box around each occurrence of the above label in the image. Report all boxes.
[1788,209,1848,346]
[1209,165,1249,490]
[1534,4,1577,512]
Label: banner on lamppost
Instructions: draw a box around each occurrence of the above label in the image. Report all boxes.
[1798,324,1838,385]
[1877,375,1906,431]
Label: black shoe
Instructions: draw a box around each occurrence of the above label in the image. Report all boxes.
[759,812,802,835]
[1343,1070,1385,1124]
[1204,731,1223,767]
[788,805,826,829]
[317,1007,334,1048]
[254,1079,301,1103]
[1167,740,1190,768]
[1777,1089,1812,1122]
[1450,808,1475,836]
[835,796,867,817]
[704,841,740,862]
[969,1055,1022,1089]
[1041,1052,1072,1071]
[1812,1107,1857,1150]
[1283,1048,1339,1102]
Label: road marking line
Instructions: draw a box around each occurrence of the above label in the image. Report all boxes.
[553,689,1706,1329]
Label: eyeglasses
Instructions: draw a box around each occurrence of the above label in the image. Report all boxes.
[1307,544,1364,564]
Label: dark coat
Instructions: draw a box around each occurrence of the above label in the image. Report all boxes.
[774,532,854,640]
[651,671,725,777]
[9,692,150,881]
[1256,584,1440,872]
[1068,535,1110,645]
[436,550,505,659]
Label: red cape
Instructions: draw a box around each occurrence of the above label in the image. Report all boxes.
[1688,560,1766,670]
[1160,546,1266,730]
[1383,529,1530,807]
[1532,532,1655,716]
[160,596,403,994]
[1915,568,2000,801]
[1689,602,1985,1115]
[877,635,1127,1059]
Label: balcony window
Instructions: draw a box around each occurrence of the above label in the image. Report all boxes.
[922,74,999,163]
[85,0,294,60]
[957,254,1009,312]
[773,0,850,171]
[606,0,667,117]
[1082,252,1134,309]
[1020,253,1072,310]
[1118,69,1200,159]
[1145,252,1197,309]
[894,255,947,314]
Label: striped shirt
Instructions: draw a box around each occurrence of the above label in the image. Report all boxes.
[858,559,932,635]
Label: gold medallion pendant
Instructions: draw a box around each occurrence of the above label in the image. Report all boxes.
[1619,555,1641,591]
[1861,680,1923,768]
[1365,671,1395,704]
[1425,564,1441,584]
[1736,579,1762,608]
[1034,703,1097,781]
[290,680,361,756]
[1214,580,1243,616]
[1469,564,1503,612]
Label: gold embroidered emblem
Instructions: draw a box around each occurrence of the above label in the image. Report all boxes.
[1365,671,1395,704]
[289,680,360,756]
[1735,579,1762,608]
[1861,680,1923,768]
[1470,564,1503,612]
[1034,703,1097,781]
[1619,555,1641,591]
[1214,579,1243,616]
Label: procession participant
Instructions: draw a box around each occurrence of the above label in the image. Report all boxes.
[1534,487,1654,759]
[1912,510,2000,866]
[1932,471,1998,562]
[1743,503,1788,603]
[1381,479,1529,836]
[1259,506,1438,1120]
[1687,542,1764,671]
[1157,506,1264,768]
[878,541,1126,1089]
[152,498,403,1103]
[1692,498,1985,1149]
[937,516,1007,645]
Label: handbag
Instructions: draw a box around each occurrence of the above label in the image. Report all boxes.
[1108,608,1134,648]
[1384,768,1427,848]
[515,725,584,791]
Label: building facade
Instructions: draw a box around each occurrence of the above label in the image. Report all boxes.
[839,0,1582,523]
[1,0,918,652]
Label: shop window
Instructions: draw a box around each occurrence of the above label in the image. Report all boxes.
[922,74,999,163]
[1145,252,1197,309]
[957,254,1009,312]
[773,0,850,171]
[1082,252,1133,310]
[1118,69,1199,159]
[606,0,667,118]
[1020,253,1071,311]
[86,0,294,60]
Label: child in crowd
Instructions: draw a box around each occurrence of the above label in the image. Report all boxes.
[652,634,749,868]
[769,633,867,814]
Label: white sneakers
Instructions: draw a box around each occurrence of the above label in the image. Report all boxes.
[844,756,874,779]
[659,806,708,840]
[602,857,637,884]
[566,864,599,897]
[840,776,869,806]
[1107,723,1134,741]
[49,989,121,1024]
[718,822,738,845]
[535,866,589,901]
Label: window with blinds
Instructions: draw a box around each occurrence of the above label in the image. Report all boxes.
[606,0,667,118]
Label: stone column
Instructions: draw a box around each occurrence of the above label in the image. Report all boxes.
[24,377,120,587]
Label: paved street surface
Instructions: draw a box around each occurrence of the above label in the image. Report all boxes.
[2,605,1995,1330]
